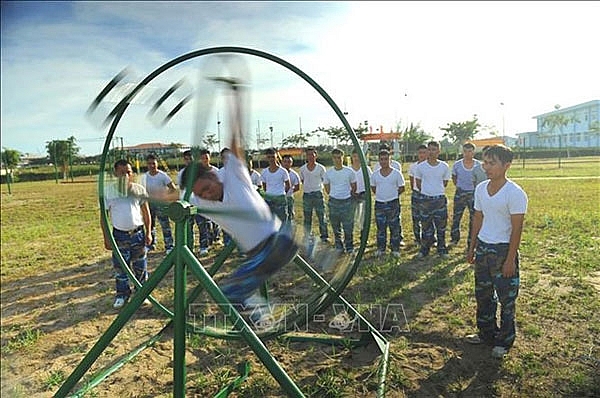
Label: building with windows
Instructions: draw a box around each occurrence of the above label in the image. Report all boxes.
[517,100,599,148]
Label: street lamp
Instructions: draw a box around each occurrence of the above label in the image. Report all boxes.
[269,125,274,148]
[500,102,505,143]
[217,112,221,152]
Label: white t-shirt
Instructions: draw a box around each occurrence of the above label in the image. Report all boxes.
[373,159,402,172]
[190,153,280,252]
[324,166,357,200]
[408,161,424,191]
[104,182,148,231]
[285,168,301,197]
[474,179,528,244]
[261,166,290,196]
[299,162,327,193]
[370,168,405,202]
[249,169,262,190]
[414,160,451,196]
[352,165,372,194]
[142,170,172,197]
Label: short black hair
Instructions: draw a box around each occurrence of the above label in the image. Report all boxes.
[179,162,218,190]
[183,150,192,158]
[146,153,158,161]
[113,159,130,170]
[484,144,513,164]
[417,144,427,150]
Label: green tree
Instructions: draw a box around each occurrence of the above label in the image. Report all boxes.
[46,136,79,180]
[203,134,219,153]
[440,115,481,146]
[1,148,20,170]
[281,132,311,148]
[313,125,365,149]
[401,123,433,154]
[542,104,580,156]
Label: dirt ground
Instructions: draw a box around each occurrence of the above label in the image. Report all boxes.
[1,241,525,398]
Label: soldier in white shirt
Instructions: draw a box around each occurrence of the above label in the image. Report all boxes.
[414,141,452,259]
[142,154,177,253]
[466,144,528,359]
[408,144,428,246]
[324,148,357,253]
[370,149,405,257]
[282,154,301,222]
[103,159,152,309]
[350,149,372,231]
[299,147,329,243]
[261,148,290,224]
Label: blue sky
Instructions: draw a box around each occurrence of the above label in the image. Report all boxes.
[2,1,599,156]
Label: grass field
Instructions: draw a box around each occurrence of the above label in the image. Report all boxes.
[1,157,599,397]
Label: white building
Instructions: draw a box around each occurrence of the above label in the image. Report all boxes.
[518,100,600,148]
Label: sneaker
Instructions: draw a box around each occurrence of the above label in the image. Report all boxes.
[399,240,406,247]
[439,253,450,260]
[391,251,401,258]
[147,245,156,252]
[465,334,483,345]
[375,249,384,257]
[113,297,127,309]
[199,248,209,256]
[491,346,508,359]
[166,247,173,255]
[414,252,425,260]
[345,248,354,255]
[142,298,152,306]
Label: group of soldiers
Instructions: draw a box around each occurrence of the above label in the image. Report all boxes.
[141,141,483,261]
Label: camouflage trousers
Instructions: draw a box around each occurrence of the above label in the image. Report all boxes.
[375,199,401,252]
[112,227,148,299]
[419,195,448,255]
[328,197,355,252]
[149,204,173,250]
[474,239,520,349]
[450,188,475,245]
[265,194,288,225]
[411,191,425,245]
[302,191,328,241]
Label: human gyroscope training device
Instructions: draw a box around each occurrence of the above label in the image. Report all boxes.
[56,47,390,397]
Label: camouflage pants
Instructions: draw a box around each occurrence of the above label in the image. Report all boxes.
[149,204,173,250]
[375,199,401,252]
[411,191,425,245]
[286,196,296,221]
[419,195,448,255]
[302,191,328,241]
[265,194,288,225]
[328,197,355,252]
[474,239,520,349]
[450,188,475,245]
[112,227,148,299]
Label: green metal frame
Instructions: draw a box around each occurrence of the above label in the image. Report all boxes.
[56,47,388,397]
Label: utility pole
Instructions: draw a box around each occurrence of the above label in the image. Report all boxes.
[217,112,221,151]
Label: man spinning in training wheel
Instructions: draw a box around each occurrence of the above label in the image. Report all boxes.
[181,81,298,306]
